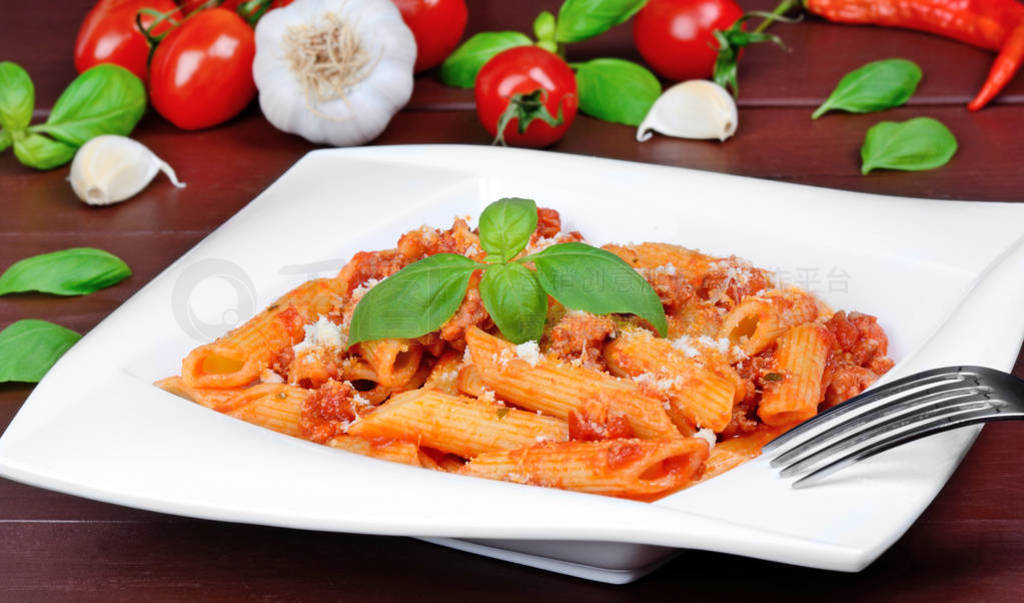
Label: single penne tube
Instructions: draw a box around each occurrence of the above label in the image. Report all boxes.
[356,338,423,388]
[697,426,786,483]
[603,329,736,433]
[181,278,346,389]
[466,328,679,439]
[456,364,487,398]
[348,389,568,458]
[602,242,716,288]
[224,383,309,437]
[460,438,709,499]
[423,351,462,395]
[326,435,422,467]
[342,358,391,404]
[758,323,832,426]
[718,287,821,356]
[154,376,242,411]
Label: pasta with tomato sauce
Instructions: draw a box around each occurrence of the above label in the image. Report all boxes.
[159,205,893,500]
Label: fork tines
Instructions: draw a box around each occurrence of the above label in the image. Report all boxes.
[762,366,1007,489]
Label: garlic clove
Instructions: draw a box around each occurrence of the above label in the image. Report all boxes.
[636,80,738,143]
[70,135,185,206]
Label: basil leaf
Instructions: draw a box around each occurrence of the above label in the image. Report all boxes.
[528,242,667,336]
[32,64,146,146]
[0,61,34,132]
[812,58,922,119]
[576,58,661,126]
[479,263,547,344]
[348,254,481,345]
[13,132,76,170]
[556,0,646,43]
[0,319,81,383]
[860,117,957,174]
[478,197,538,261]
[440,31,532,88]
[0,247,132,296]
[0,129,11,153]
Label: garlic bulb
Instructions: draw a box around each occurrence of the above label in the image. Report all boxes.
[69,135,185,206]
[252,0,416,147]
[637,80,738,143]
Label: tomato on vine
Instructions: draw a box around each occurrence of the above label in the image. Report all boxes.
[392,0,468,73]
[148,7,256,129]
[474,46,578,148]
[632,0,744,82]
[75,0,183,81]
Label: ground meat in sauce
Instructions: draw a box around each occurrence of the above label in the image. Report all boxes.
[337,249,409,294]
[568,399,634,441]
[822,311,894,406]
[724,351,777,436]
[300,379,372,443]
[535,208,562,239]
[546,312,615,370]
[439,279,491,346]
[605,440,647,470]
[699,257,772,307]
[645,269,694,312]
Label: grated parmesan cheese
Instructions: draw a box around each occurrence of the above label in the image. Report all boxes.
[294,316,344,353]
[693,428,716,450]
[651,264,677,276]
[514,341,541,366]
[670,336,700,358]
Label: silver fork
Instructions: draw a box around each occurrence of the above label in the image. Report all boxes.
[761,366,1024,488]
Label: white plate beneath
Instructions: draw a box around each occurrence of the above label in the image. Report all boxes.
[2,146,1023,584]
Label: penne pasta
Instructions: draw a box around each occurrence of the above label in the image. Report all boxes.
[465,328,680,439]
[348,389,568,458]
[356,338,424,388]
[603,329,736,433]
[602,242,716,288]
[696,427,785,483]
[423,352,463,395]
[326,435,422,467]
[154,376,242,410]
[224,383,309,437]
[461,438,709,499]
[719,287,821,356]
[758,323,832,426]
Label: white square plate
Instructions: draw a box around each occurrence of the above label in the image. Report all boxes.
[3,146,1024,584]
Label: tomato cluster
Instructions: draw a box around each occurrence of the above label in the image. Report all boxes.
[73,0,467,131]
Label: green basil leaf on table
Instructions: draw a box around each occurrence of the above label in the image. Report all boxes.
[556,0,647,43]
[440,31,533,88]
[13,132,77,170]
[0,319,82,383]
[0,130,11,153]
[348,254,481,345]
[526,242,667,336]
[576,58,661,126]
[0,61,34,132]
[477,197,538,261]
[30,64,146,146]
[478,262,548,344]
[0,247,132,296]
[860,116,957,174]
[812,58,922,119]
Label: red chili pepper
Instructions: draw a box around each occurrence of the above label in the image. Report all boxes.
[805,0,1024,110]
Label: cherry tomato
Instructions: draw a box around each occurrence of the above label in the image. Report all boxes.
[148,8,256,130]
[221,0,294,24]
[392,0,468,73]
[633,0,744,81]
[75,0,183,81]
[474,46,578,148]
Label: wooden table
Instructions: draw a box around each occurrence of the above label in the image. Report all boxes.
[3,0,1023,599]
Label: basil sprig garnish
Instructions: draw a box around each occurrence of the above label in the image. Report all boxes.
[860,117,958,174]
[0,61,146,170]
[348,198,667,346]
[813,59,922,119]
[440,32,533,88]
[0,247,132,296]
[555,0,646,43]
[0,320,81,383]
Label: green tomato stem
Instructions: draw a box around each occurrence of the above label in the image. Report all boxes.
[753,0,801,34]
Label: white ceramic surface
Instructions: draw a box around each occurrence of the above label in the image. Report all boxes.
[2,146,1023,584]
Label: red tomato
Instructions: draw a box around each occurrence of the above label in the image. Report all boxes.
[392,0,468,73]
[75,0,183,81]
[148,8,256,130]
[220,0,294,23]
[474,46,578,148]
[633,0,744,81]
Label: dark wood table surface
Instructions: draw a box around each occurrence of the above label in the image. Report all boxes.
[3,0,1023,599]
